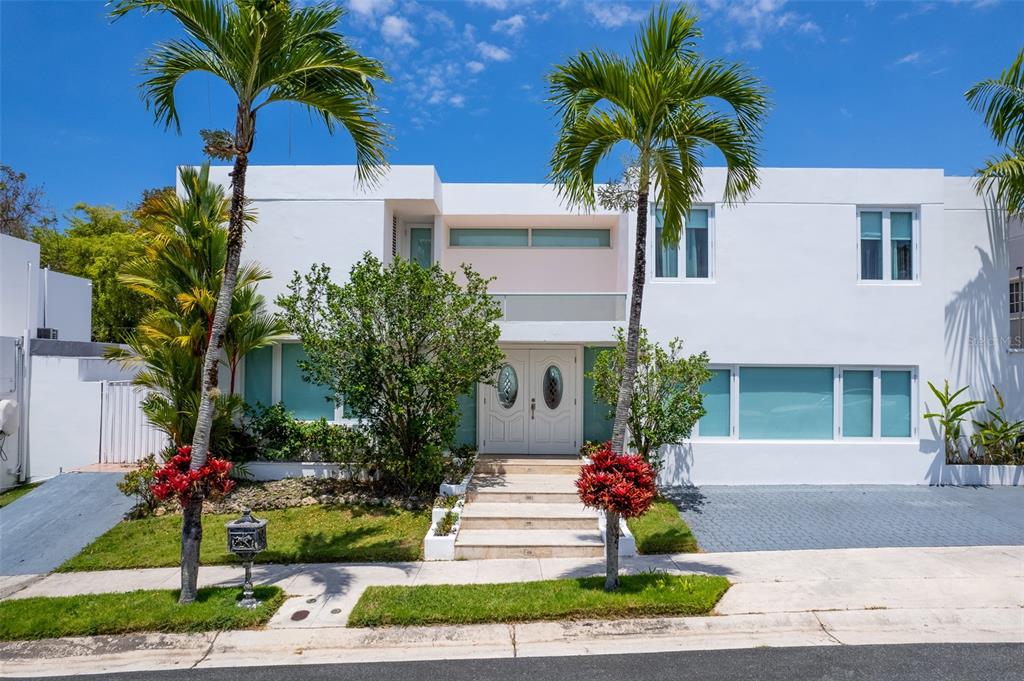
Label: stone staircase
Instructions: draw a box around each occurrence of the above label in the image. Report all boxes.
[454,456,604,559]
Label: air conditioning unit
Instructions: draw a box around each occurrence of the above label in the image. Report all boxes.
[36,328,58,340]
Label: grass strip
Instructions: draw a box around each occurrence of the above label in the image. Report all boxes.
[627,497,699,554]
[0,586,284,641]
[0,482,41,509]
[60,505,431,572]
[347,573,729,627]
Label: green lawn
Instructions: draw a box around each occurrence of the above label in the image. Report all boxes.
[627,497,699,554]
[60,505,431,572]
[0,587,284,641]
[347,573,729,627]
[0,482,41,509]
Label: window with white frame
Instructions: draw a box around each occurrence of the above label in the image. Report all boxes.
[654,207,712,279]
[693,365,917,440]
[242,342,356,422]
[858,208,919,282]
[1011,279,1023,350]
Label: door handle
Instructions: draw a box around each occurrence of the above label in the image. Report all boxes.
[530,398,536,419]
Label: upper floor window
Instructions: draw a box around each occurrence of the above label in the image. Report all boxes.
[655,207,712,280]
[408,225,433,268]
[448,227,610,248]
[859,208,918,282]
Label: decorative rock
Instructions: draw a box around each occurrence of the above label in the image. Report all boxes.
[300,496,319,506]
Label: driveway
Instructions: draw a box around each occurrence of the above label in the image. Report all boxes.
[667,485,1024,553]
[0,472,133,575]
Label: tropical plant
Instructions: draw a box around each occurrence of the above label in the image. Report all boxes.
[966,47,1024,217]
[116,454,162,517]
[970,386,1024,465]
[547,3,767,589]
[150,445,235,506]
[277,255,503,496]
[244,403,368,463]
[111,0,388,603]
[590,328,711,473]
[923,380,985,464]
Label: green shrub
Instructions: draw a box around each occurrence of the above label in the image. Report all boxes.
[243,403,368,463]
[116,454,161,517]
[443,444,477,483]
[435,510,458,536]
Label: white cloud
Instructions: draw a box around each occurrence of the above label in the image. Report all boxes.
[449,94,466,108]
[381,15,417,46]
[469,0,510,9]
[894,2,936,22]
[466,60,486,74]
[492,14,526,36]
[583,2,646,29]
[893,51,923,66]
[348,0,394,20]
[705,0,823,50]
[477,41,512,61]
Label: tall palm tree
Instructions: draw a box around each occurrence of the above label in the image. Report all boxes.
[966,47,1024,217]
[110,0,388,602]
[548,3,768,590]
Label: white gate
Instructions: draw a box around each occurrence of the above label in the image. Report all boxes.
[99,381,167,464]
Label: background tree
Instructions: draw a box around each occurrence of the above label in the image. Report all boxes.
[111,0,388,603]
[966,47,1024,217]
[33,203,152,343]
[590,329,711,472]
[0,165,55,239]
[547,3,767,589]
[278,255,503,495]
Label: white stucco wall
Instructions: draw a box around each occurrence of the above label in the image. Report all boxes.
[37,269,92,342]
[0,235,40,340]
[26,355,102,480]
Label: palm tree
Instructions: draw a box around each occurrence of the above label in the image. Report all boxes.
[548,3,768,590]
[110,0,388,602]
[966,47,1024,217]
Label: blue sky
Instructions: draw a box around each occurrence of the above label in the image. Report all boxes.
[1,0,1022,225]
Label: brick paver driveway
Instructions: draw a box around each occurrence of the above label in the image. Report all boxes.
[666,485,1024,553]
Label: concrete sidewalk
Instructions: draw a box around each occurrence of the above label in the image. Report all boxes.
[1,545,1021,677]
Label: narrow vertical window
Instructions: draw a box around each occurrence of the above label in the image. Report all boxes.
[860,211,883,280]
[685,209,710,278]
[890,212,913,280]
[654,208,678,278]
[1009,280,1022,350]
[409,226,433,268]
[881,370,912,437]
[842,370,873,437]
[698,369,731,436]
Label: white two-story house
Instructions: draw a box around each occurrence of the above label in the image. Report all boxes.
[206,165,1023,486]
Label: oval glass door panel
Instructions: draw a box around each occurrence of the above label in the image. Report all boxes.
[497,364,518,409]
[543,365,563,409]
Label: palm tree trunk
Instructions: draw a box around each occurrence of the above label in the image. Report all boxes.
[180,109,252,604]
[605,179,650,592]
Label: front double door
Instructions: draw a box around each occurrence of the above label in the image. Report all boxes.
[480,347,577,455]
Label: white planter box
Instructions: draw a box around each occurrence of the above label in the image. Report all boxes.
[423,513,462,561]
[938,464,1024,486]
[431,498,464,524]
[597,511,637,558]
[241,461,367,482]
[439,471,473,497]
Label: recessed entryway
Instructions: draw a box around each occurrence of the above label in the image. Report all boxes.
[478,347,579,455]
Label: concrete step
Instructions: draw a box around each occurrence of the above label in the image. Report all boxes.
[459,502,598,530]
[475,456,582,476]
[454,529,605,560]
[467,474,580,504]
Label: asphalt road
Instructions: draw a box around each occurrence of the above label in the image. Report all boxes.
[11,644,1022,681]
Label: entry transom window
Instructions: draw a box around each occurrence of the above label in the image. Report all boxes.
[859,208,919,282]
[655,207,712,280]
[448,228,610,248]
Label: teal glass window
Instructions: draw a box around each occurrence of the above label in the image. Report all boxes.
[453,386,477,448]
[842,370,874,437]
[243,346,273,408]
[449,228,528,247]
[685,209,709,278]
[698,369,731,436]
[890,212,913,280]
[881,370,912,437]
[583,347,613,443]
[280,343,334,420]
[531,228,610,248]
[739,367,834,440]
[860,211,883,280]
[654,209,678,278]
[409,226,433,268]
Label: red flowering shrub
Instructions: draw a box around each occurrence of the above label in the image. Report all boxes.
[576,442,656,518]
[151,446,235,505]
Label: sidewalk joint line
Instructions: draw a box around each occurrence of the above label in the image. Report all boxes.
[191,631,220,668]
[811,611,845,646]
[508,623,517,658]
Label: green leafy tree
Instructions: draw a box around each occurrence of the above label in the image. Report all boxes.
[547,3,767,589]
[277,255,503,495]
[33,204,152,343]
[590,328,711,472]
[0,165,55,239]
[966,47,1024,216]
[111,0,388,603]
